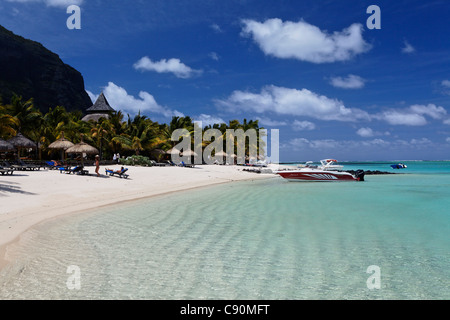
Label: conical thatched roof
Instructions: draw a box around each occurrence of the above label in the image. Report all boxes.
[8,133,36,148]
[82,93,115,122]
[66,141,99,155]
[86,93,115,113]
[213,150,228,157]
[166,146,181,155]
[0,138,14,151]
[180,149,198,157]
[81,114,110,122]
[65,136,99,166]
[48,132,74,150]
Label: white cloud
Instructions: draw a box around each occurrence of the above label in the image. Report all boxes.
[285,138,341,150]
[446,137,450,143]
[376,104,447,126]
[409,104,447,120]
[241,18,371,63]
[440,80,450,95]
[6,0,83,7]
[209,52,219,61]
[98,82,183,118]
[133,57,202,79]
[210,24,223,33]
[402,40,415,54]
[256,117,288,127]
[284,137,435,152]
[379,110,427,126]
[356,127,390,138]
[86,90,98,104]
[292,120,315,131]
[215,85,370,122]
[356,127,374,137]
[329,74,365,89]
[193,114,225,127]
[410,138,432,146]
[444,118,450,125]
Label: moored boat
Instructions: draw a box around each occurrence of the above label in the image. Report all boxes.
[276,163,364,182]
[391,163,407,169]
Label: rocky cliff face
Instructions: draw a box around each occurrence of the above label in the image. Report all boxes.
[0,25,92,113]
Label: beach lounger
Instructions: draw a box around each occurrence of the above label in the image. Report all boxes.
[181,161,195,168]
[0,168,14,175]
[61,165,83,174]
[18,160,41,171]
[46,161,65,170]
[150,160,167,167]
[3,161,22,171]
[105,167,129,178]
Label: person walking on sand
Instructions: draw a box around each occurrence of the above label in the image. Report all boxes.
[113,153,117,163]
[95,155,100,177]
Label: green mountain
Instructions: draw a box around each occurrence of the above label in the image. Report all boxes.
[0,25,92,113]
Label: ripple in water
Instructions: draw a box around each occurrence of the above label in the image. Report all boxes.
[0,174,449,299]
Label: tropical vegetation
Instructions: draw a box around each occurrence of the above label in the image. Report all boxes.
[0,94,265,163]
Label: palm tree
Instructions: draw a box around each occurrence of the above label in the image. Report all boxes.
[0,103,18,139]
[90,118,113,159]
[6,94,42,138]
[111,112,161,156]
[5,94,43,158]
[159,116,195,150]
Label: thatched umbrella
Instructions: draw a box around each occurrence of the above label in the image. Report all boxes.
[214,150,228,157]
[8,133,36,161]
[150,148,166,161]
[180,149,198,157]
[150,148,166,155]
[65,136,99,167]
[166,146,181,155]
[213,151,237,164]
[48,132,74,161]
[0,138,14,152]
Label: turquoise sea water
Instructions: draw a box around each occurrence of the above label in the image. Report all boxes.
[0,161,449,299]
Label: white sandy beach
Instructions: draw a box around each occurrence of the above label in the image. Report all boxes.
[0,164,277,268]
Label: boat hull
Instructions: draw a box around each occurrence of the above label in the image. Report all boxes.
[277,170,358,182]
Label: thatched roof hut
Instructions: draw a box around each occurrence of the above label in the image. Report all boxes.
[48,132,74,150]
[8,133,35,149]
[66,136,99,166]
[82,93,115,122]
[0,138,14,151]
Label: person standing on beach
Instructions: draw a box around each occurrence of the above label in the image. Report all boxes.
[113,153,117,163]
[95,155,100,177]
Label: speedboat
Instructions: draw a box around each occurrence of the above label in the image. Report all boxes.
[391,163,407,169]
[297,161,316,168]
[320,159,344,170]
[276,165,364,182]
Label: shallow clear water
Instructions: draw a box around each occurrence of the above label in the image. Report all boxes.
[0,162,449,299]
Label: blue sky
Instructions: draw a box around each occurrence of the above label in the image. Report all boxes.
[1,0,450,161]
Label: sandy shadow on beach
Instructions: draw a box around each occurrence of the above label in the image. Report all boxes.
[0,182,37,196]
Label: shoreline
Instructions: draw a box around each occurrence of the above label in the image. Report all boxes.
[0,164,276,270]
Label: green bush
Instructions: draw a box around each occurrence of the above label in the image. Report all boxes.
[121,155,153,166]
